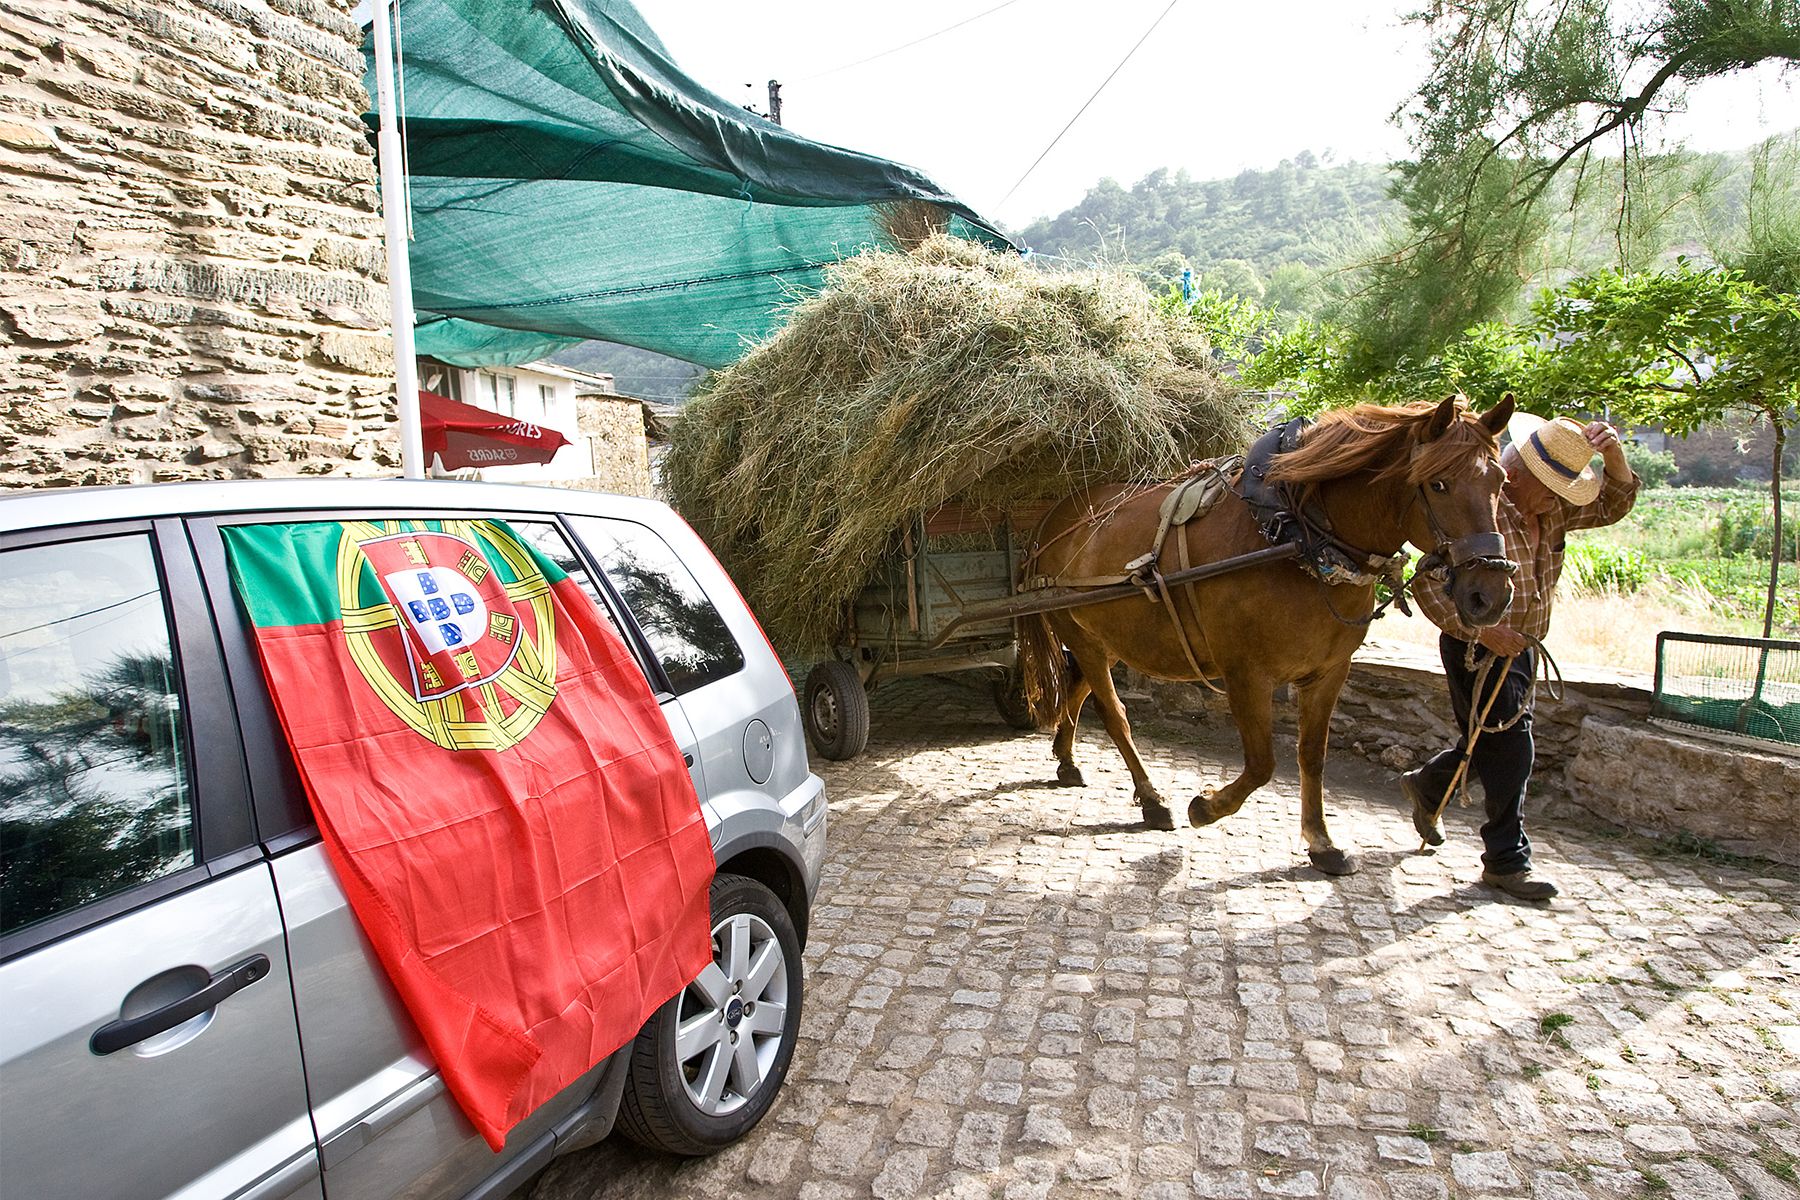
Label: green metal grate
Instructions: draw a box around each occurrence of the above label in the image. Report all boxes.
[1651,632,1800,755]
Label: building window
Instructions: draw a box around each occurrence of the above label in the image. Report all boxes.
[476,372,517,416]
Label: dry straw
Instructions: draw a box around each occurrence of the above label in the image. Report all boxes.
[664,235,1258,652]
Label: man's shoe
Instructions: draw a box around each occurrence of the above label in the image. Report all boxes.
[1480,869,1559,901]
[1400,768,1444,846]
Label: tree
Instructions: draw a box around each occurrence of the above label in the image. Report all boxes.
[1217,262,1800,634]
[1527,265,1799,636]
[1345,0,1800,369]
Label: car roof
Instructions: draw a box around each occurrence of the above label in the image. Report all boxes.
[0,477,673,533]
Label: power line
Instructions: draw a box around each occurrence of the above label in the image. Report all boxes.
[798,0,1026,83]
[999,0,1181,209]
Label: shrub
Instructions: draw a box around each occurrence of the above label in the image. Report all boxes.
[1623,441,1677,487]
[1717,498,1799,560]
[1563,541,1648,594]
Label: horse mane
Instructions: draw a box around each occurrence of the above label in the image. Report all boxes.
[1265,398,1500,497]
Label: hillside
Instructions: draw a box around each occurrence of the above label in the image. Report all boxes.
[1015,152,1396,307]
[547,340,706,402]
[1014,143,1778,316]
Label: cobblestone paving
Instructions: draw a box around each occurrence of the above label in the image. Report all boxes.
[532,677,1800,1200]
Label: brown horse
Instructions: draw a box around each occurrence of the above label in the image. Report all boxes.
[1016,395,1517,874]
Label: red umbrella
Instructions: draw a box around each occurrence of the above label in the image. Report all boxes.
[418,389,572,471]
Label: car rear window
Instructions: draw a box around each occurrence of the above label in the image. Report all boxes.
[564,516,744,696]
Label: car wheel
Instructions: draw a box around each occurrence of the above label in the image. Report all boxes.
[803,660,869,760]
[616,874,804,1156]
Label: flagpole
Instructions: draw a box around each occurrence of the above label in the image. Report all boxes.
[370,0,424,479]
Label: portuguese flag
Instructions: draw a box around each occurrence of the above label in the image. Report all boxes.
[223,519,715,1150]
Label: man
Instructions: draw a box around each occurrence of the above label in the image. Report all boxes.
[1403,412,1639,901]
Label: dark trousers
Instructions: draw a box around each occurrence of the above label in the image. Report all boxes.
[1416,633,1536,875]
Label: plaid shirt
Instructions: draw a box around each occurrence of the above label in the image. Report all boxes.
[1413,471,1641,642]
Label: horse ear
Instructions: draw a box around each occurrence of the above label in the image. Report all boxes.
[1480,393,1516,436]
[1426,394,1459,438]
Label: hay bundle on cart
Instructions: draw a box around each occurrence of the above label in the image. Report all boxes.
[665,234,1256,753]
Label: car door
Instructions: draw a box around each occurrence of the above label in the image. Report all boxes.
[0,523,321,1200]
[187,510,691,1200]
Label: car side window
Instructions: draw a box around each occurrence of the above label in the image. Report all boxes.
[0,536,197,936]
[509,520,628,642]
[563,516,745,696]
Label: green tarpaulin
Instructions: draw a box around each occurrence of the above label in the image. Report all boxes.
[366,0,1012,370]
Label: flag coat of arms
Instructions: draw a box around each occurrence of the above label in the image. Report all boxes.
[223,519,715,1149]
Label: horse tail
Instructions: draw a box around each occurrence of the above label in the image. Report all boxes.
[1016,613,1072,728]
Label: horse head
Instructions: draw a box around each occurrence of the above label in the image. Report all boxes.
[1404,394,1516,628]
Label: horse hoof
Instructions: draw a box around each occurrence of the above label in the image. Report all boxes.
[1188,795,1220,828]
[1141,801,1176,831]
[1056,763,1085,787]
[1309,848,1360,876]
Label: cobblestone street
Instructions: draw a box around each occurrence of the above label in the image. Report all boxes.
[532,676,1800,1200]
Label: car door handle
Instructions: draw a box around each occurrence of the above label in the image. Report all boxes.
[684,752,694,767]
[90,954,271,1056]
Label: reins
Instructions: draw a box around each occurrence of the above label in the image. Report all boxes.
[1420,632,1566,844]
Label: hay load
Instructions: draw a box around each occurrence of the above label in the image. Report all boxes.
[664,235,1257,652]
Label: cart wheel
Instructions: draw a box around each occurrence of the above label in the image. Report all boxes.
[804,661,870,760]
[993,668,1040,730]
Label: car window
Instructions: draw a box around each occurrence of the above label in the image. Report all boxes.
[508,520,625,639]
[564,516,745,695]
[0,536,196,936]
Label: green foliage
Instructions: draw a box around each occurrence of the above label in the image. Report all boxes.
[1716,496,1800,560]
[1353,0,1800,378]
[1563,541,1649,594]
[1526,264,1800,435]
[1623,441,1678,486]
[1159,286,1283,365]
[1721,133,1800,294]
[1016,157,1397,310]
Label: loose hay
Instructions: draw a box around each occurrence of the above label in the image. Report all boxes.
[664,235,1258,653]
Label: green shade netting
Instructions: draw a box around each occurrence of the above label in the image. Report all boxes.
[367,0,1012,369]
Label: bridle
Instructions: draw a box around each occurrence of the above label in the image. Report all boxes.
[1403,449,1516,579]
[1246,424,1519,629]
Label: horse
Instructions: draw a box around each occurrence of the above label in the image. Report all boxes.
[1015,394,1517,875]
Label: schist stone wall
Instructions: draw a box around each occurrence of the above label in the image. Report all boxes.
[573,393,652,497]
[0,0,397,488]
[1135,639,1800,866]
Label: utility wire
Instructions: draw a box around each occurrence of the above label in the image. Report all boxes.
[798,0,1026,82]
[999,0,1181,209]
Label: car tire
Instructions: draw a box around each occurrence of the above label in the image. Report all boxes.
[616,874,804,1157]
[992,667,1039,730]
[803,660,869,760]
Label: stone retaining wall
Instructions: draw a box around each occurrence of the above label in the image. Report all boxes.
[1134,638,1800,865]
[0,0,395,487]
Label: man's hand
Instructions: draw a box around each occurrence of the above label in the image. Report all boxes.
[1477,625,1529,656]
[1583,420,1632,481]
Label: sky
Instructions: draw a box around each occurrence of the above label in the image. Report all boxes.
[635,0,1800,232]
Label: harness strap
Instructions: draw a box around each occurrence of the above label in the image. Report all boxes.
[1171,512,1227,694]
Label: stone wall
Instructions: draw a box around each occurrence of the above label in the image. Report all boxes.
[0,0,396,488]
[570,393,651,497]
[1135,638,1800,865]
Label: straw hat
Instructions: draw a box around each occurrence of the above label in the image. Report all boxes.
[1506,412,1603,506]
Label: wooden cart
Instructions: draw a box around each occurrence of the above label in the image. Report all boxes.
[801,503,1047,760]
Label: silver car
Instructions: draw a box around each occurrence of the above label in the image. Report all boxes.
[0,478,827,1200]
